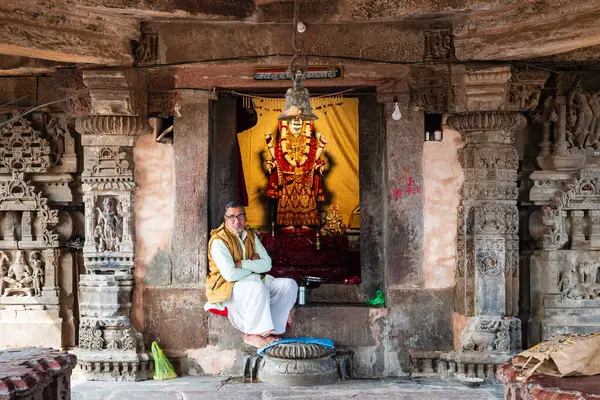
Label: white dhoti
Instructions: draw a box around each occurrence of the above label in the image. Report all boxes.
[222,278,298,335]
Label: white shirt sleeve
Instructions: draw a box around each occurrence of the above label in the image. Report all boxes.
[241,233,272,274]
[210,239,252,282]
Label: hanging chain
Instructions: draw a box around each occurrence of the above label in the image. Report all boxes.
[288,0,308,75]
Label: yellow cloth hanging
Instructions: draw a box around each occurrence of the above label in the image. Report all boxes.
[238,97,359,228]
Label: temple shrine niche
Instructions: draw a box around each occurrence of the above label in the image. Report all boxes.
[0,110,79,349]
[237,97,360,283]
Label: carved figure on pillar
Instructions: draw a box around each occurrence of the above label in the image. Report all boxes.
[265,117,327,227]
[586,92,600,148]
[45,118,66,166]
[30,251,45,297]
[567,84,593,150]
[94,197,123,253]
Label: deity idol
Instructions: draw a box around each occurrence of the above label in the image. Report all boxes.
[265,116,327,227]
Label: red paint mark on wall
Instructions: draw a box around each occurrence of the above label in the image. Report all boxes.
[393,176,422,201]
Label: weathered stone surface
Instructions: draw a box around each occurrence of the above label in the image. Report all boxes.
[453,0,600,60]
[208,95,238,230]
[0,54,70,76]
[172,90,212,286]
[142,250,172,286]
[71,376,505,400]
[384,93,425,287]
[143,288,207,353]
[0,76,36,105]
[155,21,424,65]
[133,134,174,297]
[387,288,455,366]
[423,128,463,288]
[359,94,386,296]
[0,309,63,347]
[0,2,137,65]
[287,306,378,347]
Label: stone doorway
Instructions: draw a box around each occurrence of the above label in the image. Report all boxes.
[207,91,385,304]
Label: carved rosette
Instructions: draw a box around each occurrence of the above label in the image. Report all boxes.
[76,115,151,136]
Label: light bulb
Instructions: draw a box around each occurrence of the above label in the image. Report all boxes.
[391,96,402,121]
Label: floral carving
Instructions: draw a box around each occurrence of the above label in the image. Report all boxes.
[477,252,502,278]
[0,111,51,175]
[79,320,104,350]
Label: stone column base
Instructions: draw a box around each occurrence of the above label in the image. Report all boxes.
[72,349,153,382]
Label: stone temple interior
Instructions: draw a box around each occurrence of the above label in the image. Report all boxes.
[0,0,600,383]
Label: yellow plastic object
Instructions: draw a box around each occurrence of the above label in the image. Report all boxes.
[151,341,177,380]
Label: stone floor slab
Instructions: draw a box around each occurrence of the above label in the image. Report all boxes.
[72,377,504,400]
[182,391,263,400]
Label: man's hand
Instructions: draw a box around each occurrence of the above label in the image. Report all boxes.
[234,261,242,269]
[251,253,261,260]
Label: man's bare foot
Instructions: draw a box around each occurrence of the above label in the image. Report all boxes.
[244,334,280,348]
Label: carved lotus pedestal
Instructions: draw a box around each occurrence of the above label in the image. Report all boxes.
[257,343,339,386]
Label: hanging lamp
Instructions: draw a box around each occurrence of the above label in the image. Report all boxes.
[277,0,318,121]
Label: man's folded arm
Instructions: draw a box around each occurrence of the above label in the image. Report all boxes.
[241,234,272,274]
[210,240,252,282]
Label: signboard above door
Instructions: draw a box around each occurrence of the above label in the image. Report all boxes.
[254,66,343,81]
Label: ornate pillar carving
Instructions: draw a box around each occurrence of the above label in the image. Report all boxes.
[448,111,525,362]
[73,70,152,381]
[445,65,545,373]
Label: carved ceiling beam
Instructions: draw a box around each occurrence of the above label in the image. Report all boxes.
[453,1,600,60]
[153,21,427,65]
[0,55,71,76]
[0,3,138,65]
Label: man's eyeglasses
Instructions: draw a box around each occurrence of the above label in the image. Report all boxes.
[225,214,246,221]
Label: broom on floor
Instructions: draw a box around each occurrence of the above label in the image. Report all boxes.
[151,340,178,380]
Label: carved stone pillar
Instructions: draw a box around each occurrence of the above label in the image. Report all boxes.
[443,65,545,373]
[448,112,525,364]
[72,70,152,381]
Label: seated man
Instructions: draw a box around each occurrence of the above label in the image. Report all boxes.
[206,200,298,347]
